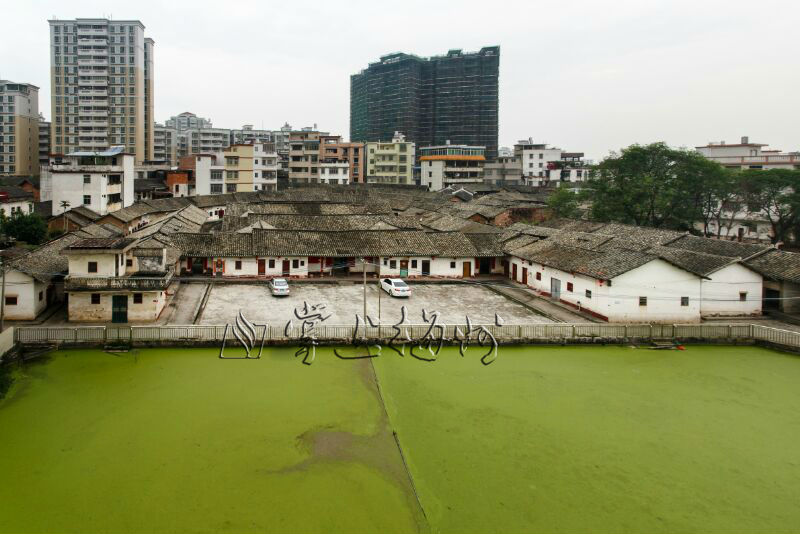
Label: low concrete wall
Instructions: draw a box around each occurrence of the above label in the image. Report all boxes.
[0,328,15,362]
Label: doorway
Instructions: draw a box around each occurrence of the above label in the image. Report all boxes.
[503,260,509,277]
[522,267,528,285]
[421,260,430,276]
[462,261,472,277]
[282,260,291,276]
[258,259,266,276]
[512,263,517,281]
[400,260,409,278]
[764,288,780,310]
[112,295,128,323]
[479,258,491,274]
[550,278,561,301]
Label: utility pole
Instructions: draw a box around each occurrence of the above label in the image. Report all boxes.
[362,257,367,322]
[0,257,5,333]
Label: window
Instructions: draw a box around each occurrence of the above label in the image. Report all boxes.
[681,296,689,306]
[210,183,223,194]
[567,282,574,292]
[133,293,143,304]
[91,293,100,304]
[226,184,237,193]
[536,272,542,281]
[39,291,43,301]
[639,296,648,306]
[739,291,747,302]
[83,194,91,205]
[390,260,397,269]
[126,259,133,267]
[292,259,299,269]
[585,289,592,299]
[83,174,91,184]
[269,259,275,268]
[383,258,387,266]
[411,260,417,268]
[235,260,242,270]
[300,260,305,266]
[88,261,98,273]
[4,296,17,306]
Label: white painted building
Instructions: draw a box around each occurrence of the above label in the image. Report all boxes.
[319,162,349,185]
[63,236,173,322]
[697,136,800,170]
[419,144,485,190]
[253,143,279,191]
[0,189,34,217]
[43,146,134,215]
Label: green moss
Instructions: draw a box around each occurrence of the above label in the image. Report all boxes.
[1,345,799,533]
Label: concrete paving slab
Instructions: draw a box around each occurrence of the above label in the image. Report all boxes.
[197,282,554,326]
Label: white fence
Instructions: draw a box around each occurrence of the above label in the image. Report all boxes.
[10,323,799,349]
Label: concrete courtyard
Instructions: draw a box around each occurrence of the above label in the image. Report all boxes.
[197,282,553,326]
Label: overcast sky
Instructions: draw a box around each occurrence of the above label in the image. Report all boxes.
[4,0,798,160]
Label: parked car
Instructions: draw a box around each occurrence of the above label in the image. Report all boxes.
[381,278,411,297]
[269,278,290,296]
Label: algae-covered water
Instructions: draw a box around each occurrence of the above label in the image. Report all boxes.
[1,345,799,533]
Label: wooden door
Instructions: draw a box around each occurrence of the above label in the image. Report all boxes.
[421,260,430,276]
[112,295,128,323]
[550,278,561,300]
[462,261,472,277]
[522,267,528,285]
[282,260,291,276]
[258,259,266,276]
[512,263,517,280]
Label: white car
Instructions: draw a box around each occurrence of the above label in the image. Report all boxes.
[269,278,290,296]
[381,278,411,297]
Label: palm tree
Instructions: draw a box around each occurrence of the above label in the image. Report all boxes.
[60,200,71,232]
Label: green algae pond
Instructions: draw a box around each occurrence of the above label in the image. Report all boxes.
[0,345,799,533]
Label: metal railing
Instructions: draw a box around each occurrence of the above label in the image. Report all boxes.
[65,270,174,291]
[11,322,797,348]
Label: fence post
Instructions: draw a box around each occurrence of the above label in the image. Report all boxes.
[728,324,733,340]
[571,324,576,339]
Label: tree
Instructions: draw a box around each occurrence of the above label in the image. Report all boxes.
[1,213,48,245]
[547,184,580,218]
[740,168,800,244]
[588,142,730,231]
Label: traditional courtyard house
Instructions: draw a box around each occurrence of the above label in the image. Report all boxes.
[2,232,85,319]
[745,249,800,313]
[46,205,102,233]
[64,237,174,323]
[507,238,704,322]
[171,233,258,277]
[97,197,194,234]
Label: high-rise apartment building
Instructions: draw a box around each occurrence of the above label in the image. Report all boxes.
[0,80,40,176]
[165,111,211,131]
[419,143,485,190]
[38,114,51,169]
[350,47,499,160]
[48,18,154,163]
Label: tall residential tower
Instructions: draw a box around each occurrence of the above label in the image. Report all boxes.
[350,47,499,160]
[0,80,40,176]
[48,18,154,163]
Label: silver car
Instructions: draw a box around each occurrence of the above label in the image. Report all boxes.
[269,278,290,296]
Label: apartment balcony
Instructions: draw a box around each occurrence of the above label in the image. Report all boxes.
[52,164,123,172]
[106,183,121,195]
[80,110,108,118]
[78,59,109,67]
[78,119,108,127]
[79,89,108,97]
[77,37,107,46]
[77,27,108,36]
[65,270,174,292]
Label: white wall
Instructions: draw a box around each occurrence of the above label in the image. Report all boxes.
[0,199,34,217]
[510,256,703,323]
[701,263,762,316]
[68,252,125,277]
[2,270,49,320]
[68,290,166,322]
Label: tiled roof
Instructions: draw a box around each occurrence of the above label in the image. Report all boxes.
[426,232,480,257]
[511,240,658,280]
[9,232,86,282]
[222,214,423,233]
[646,245,737,278]
[463,233,506,256]
[68,237,135,250]
[170,232,252,257]
[745,250,800,283]
[252,230,438,257]
[666,234,771,259]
